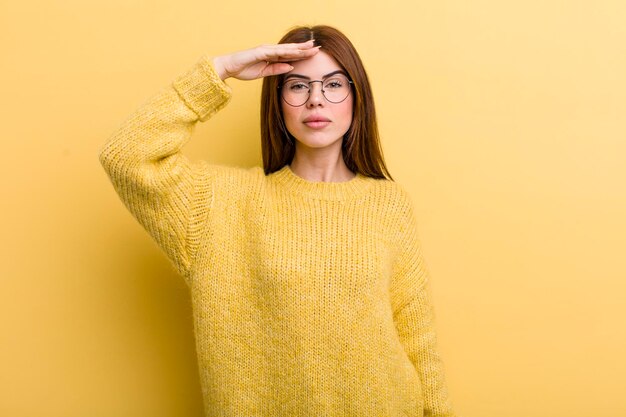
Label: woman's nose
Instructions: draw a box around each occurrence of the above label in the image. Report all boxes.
[306,82,325,106]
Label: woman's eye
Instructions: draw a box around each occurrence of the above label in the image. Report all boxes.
[325,80,343,89]
[289,83,308,91]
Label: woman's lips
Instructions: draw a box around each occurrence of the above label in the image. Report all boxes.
[304,120,331,129]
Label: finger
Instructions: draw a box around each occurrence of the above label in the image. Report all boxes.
[277,40,315,49]
[294,40,316,48]
[265,46,321,62]
[260,42,319,60]
[277,47,322,62]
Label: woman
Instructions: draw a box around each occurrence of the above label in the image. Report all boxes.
[100,25,457,417]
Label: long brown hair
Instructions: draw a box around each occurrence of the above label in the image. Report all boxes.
[260,25,393,180]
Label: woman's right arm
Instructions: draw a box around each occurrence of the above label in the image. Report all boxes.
[98,42,320,284]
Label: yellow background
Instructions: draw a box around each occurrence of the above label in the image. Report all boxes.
[1,0,625,415]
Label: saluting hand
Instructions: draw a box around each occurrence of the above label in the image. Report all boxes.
[211,40,321,81]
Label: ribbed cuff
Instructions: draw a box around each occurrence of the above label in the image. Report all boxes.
[172,54,232,122]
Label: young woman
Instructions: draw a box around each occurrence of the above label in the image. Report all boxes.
[100,25,457,417]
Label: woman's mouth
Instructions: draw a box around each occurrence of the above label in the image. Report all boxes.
[303,117,331,129]
[304,121,331,129]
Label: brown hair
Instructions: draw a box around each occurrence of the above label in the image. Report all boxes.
[260,25,393,180]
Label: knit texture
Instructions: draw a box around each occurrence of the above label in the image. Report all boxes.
[99,54,456,417]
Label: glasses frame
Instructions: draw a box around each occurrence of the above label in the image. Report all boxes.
[278,76,354,107]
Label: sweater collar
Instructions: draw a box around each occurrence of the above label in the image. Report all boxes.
[269,165,373,201]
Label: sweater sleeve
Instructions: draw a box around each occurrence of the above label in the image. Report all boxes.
[98,55,231,284]
[390,191,457,417]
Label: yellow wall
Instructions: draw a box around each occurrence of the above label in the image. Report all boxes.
[1,1,624,415]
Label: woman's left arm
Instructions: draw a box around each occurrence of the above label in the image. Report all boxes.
[390,191,457,417]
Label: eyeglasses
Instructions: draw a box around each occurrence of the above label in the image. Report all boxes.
[279,74,353,107]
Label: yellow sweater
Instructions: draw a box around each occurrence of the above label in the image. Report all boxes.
[99,55,456,417]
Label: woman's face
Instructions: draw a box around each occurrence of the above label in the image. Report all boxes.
[280,51,353,151]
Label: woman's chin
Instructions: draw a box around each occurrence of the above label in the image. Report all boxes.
[296,131,343,148]
[293,134,344,150]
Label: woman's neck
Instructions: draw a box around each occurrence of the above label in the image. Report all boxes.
[289,149,355,183]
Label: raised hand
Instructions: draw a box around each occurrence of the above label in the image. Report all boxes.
[211,40,321,81]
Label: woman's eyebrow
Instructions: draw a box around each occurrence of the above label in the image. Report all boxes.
[284,70,346,81]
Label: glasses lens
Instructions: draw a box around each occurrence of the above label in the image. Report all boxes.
[281,75,352,106]
[322,75,351,103]
[282,80,309,106]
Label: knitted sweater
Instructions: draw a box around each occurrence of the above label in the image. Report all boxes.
[99,54,456,417]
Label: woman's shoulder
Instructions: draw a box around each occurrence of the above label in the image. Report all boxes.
[366,176,414,205]
[362,177,422,232]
